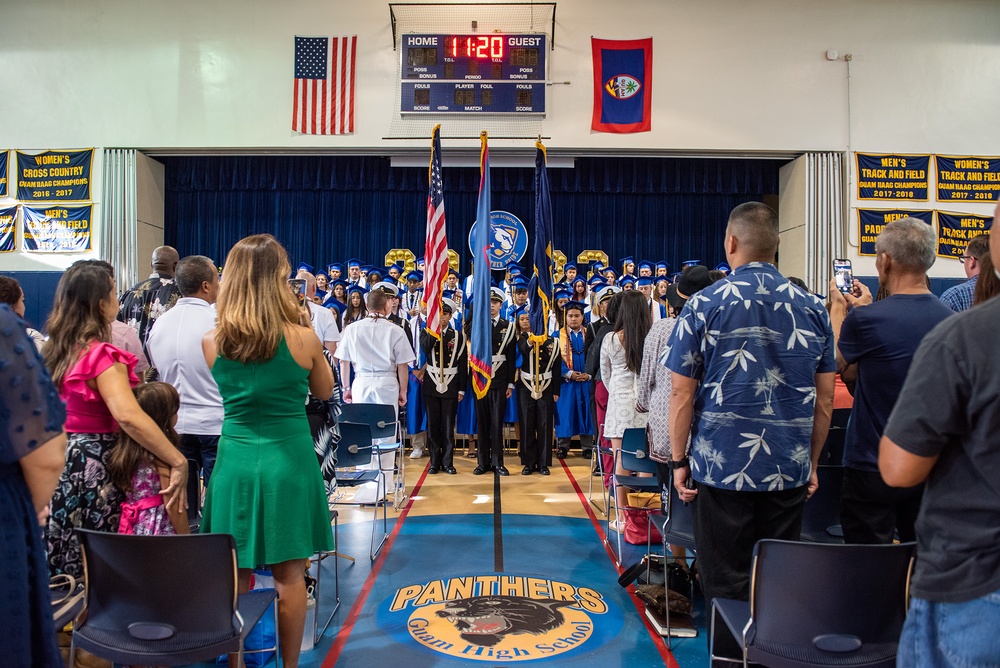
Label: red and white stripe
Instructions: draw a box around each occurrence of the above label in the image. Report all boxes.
[423,196,448,338]
[293,35,356,135]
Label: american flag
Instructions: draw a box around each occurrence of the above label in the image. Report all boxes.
[293,35,356,135]
[423,125,449,339]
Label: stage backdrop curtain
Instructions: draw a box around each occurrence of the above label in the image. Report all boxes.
[803,152,845,292]
[101,148,139,291]
[162,156,781,273]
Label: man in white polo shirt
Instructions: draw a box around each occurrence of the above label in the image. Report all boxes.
[297,269,341,355]
[146,255,223,485]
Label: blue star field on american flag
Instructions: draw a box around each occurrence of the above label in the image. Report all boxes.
[295,37,328,79]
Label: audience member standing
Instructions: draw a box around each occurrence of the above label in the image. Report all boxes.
[118,245,182,356]
[585,289,623,485]
[666,202,835,623]
[880,201,1000,666]
[939,234,989,312]
[0,275,45,349]
[601,290,652,531]
[336,289,414,500]
[44,263,187,578]
[201,234,333,668]
[297,269,341,355]
[0,304,66,667]
[146,255,224,486]
[829,218,954,544]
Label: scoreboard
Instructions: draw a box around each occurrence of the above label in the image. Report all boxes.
[400,33,546,114]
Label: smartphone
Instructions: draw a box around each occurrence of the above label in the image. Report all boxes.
[833,259,853,294]
[288,278,307,305]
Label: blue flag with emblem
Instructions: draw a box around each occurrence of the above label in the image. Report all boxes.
[529,141,554,344]
[469,132,493,399]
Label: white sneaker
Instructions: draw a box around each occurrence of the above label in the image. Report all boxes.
[409,448,424,459]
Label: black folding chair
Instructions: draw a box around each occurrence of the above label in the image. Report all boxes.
[334,421,390,560]
[800,465,845,543]
[608,427,659,564]
[339,403,406,508]
[646,468,698,645]
[70,530,278,667]
[710,539,915,668]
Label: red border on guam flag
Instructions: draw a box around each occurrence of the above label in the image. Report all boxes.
[591,37,652,133]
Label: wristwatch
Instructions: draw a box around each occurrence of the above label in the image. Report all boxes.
[668,458,690,470]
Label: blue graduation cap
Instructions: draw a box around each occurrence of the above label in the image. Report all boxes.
[682,259,701,269]
[619,275,637,288]
[511,303,529,318]
[638,260,654,274]
[327,263,343,276]
[367,267,384,280]
[563,262,577,272]
[714,262,732,274]
[571,275,588,287]
[636,276,653,288]
[602,267,617,279]
[563,300,587,314]
[347,284,367,296]
[315,268,328,279]
[329,278,348,290]
[511,276,529,291]
[346,258,362,269]
[590,260,606,272]
[415,256,425,267]
[315,289,328,301]
[619,256,635,272]
[588,274,605,287]
[670,272,682,283]
[654,275,670,284]
[554,287,572,301]
[295,262,315,275]
[405,270,423,282]
[325,298,346,314]
[656,261,670,273]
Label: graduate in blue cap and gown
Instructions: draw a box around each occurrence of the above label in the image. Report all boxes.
[549,287,572,334]
[346,259,363,286]
[562,262,578,285]
[619,256,637,283]
[619,275,637,291]
[637,260,654,278]
[554,300,594,459]
[655,261,670,278]
[651,276,670,321]
[504,276,530,320]
[343,284,368,326]
[401,271,423,320]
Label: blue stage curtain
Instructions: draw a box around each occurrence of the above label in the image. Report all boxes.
[162,156,781,272]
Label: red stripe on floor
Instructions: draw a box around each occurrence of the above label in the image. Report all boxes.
[559,459,679,668]
[321,461,430,668]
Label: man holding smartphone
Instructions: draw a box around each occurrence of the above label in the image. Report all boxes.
[829,217,954,544]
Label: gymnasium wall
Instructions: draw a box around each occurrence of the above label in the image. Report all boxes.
[2,0,997,279]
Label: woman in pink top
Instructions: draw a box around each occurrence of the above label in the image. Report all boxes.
[42,263,187,578]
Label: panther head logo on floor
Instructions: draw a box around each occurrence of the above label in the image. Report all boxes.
[436,596,577,647]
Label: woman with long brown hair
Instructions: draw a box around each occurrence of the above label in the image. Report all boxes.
[343,284,368,325]
[43,263,188,578]
[201,234,333,668]
[600,290,652,532]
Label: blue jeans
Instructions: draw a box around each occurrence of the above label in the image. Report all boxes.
[178,433,219,487]
[898,587,1000,667]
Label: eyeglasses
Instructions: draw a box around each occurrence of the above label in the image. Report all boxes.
[960,255,973,261]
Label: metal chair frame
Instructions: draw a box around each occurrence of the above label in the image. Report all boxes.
[607,427,659,565]
[334,421,391,560]
[339,403,407,509]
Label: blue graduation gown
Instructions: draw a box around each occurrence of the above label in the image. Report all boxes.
[554,330,593,438]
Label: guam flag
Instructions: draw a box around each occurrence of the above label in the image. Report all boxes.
[469,132,493,399]
[591,37,652,133]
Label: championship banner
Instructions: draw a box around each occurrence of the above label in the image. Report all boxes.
[937,211,993,260]
[0,206,16,253]
[591,38,652,133]
[22,204,92,252]
[16,149,93,202]
[935,156,1000,202]
[857,209,932,256]
[0,150,8,198]
[856,153,929,201]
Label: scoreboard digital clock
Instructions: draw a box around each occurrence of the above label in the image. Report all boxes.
[400,33,546,114]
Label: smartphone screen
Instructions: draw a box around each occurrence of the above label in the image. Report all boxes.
[833,260,853,294]
[288,279,307,304]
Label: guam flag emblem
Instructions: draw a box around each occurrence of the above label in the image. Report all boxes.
[591,38,652,133]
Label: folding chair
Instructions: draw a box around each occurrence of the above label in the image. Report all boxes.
[608,427,659,564]
[339,403,406,509]
[70,530,278,667]
[309,508,342,644]
[51,573,85,632]
[334,421,391,560]
[646,468,698,645]
[710,539,915,668]
[800,465,845,543]
[588,421,612,516]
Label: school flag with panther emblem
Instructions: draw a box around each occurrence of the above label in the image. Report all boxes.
[591,37,652,133]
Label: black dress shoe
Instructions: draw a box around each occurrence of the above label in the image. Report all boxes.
[521,466,533,476]
[427,465,439,474]
[538,466,550,476]
[556,448,567,459]
[496,466,510,476]
[473,465,488,475]
[445,466,457,475]
[582,449,594,459]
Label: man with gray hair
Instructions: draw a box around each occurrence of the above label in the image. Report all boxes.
[146,255,223,486]
[829,217,954,544]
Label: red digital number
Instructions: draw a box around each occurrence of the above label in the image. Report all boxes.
[451,35,506,59]
[491,36,503,59]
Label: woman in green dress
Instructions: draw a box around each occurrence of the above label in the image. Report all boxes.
[202,234,334,667]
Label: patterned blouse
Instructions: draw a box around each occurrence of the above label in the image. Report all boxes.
[117,273,181,353]
[665,263,836,492]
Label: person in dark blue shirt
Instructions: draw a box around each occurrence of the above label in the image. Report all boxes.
[830,216,954,544]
